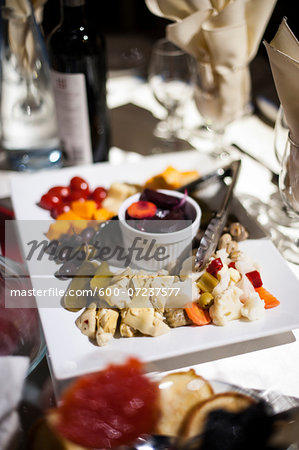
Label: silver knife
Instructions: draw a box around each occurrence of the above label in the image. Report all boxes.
[194,159,241,271]
[176,162,236,194]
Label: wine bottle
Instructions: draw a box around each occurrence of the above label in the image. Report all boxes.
[47,0,110,165]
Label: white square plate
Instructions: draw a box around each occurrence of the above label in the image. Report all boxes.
[10,151,299,380]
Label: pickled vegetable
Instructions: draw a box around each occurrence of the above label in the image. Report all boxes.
[197,272,219,293]
[185,303,211,326]
[63,261,98,311]
[127,201,157,219]
[140,188,179,209]
[165,308,191,327]
[206,258,223,278]
[198,292,214,309]
[246,270,263,288]
[90,261,114,291]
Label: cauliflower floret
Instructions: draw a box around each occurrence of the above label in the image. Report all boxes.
[192,280,200,302]
[229,267,241,284]
[241,292,265,321]
[235,256,260,275]
[209,286,243,326]
[236,272,256,302]
[215,248,230,265]
[212,265,230,296]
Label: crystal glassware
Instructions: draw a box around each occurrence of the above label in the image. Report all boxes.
[191,59,252,158]
[0,255,46,375]
[0,0,62,171]
[148,38,193,144]
[275,132,299,264]
[274,105,289,164]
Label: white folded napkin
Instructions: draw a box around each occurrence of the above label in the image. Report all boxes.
[4,0,47,75]
[146,0,277,124]
[0,356,29,450]
[265,18,299,212]
[265,19,299,145]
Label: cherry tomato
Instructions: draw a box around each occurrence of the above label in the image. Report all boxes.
[39,193,62,210]
[48,186,71,200]
[51,202,71,219]
[91,187,107,206]
[69,190,88,202]
[70,177,89,195]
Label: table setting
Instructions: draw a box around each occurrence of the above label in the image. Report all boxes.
[1,0,299,449]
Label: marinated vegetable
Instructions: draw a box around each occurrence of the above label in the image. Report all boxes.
[126,188,197,233]
[198,292,214,309]
[164,308,191,328]
[197,272,219,292]
[127,201,157,219]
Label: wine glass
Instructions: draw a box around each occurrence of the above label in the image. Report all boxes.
[267,106,299,228]
[276,132,299,264]
[274,105,289,164]
[191,60,251,158]
[148,38,193,145]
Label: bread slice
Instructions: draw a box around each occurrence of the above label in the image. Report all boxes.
[180,391,255,440]
[155,369,214,436]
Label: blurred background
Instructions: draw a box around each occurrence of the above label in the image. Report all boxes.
[41,0,298,110]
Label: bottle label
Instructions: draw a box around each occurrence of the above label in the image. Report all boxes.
[51,70,93,165]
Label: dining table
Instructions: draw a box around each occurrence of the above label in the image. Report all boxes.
[1,45,299,449]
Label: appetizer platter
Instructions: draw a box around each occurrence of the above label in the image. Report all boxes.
[9,151,299,380]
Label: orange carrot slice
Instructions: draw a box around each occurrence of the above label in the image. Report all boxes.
[255,286,280,309]
[127,201,157,219]
[185,303,211,326]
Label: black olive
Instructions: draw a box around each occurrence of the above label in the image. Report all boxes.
[59,233,72,243]
[55,245,74,264]
[45,239,59,255]
[80,227,95,243]
[55,261,78,280]
[91,230,102,246]
[72,250,86,267]
[69,234,83,248]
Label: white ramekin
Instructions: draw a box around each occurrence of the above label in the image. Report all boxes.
[118,189,201,272]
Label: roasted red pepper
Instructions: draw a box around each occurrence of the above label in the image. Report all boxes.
[246,270,263,288]
[206,258,223,277]
[228,261,236,269]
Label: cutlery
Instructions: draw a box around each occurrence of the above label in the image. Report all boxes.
[177,162,236,194]
[231,142,279,186]
[194,159,241,271]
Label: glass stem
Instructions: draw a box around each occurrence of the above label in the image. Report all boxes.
[21,75,42,116]
[213,128,225,153]
[211,127,231,159]
[166,106,182,138]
